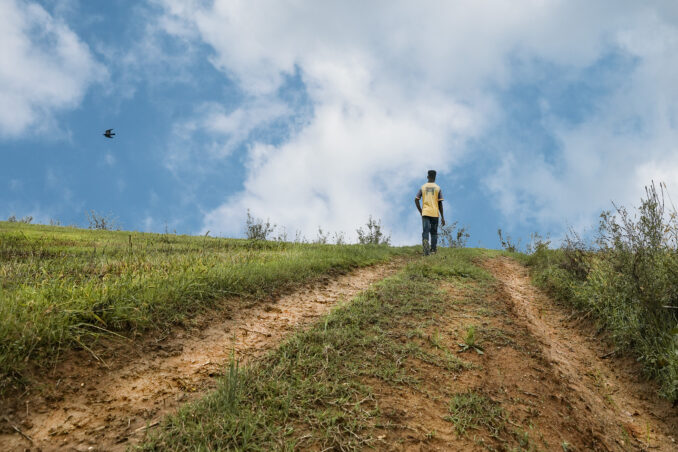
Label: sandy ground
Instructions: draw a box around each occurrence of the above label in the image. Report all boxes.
[0,260,404,452]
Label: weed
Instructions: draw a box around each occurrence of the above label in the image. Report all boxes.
[528,182,678,401]
[7,215,33,224]
[498,228,520,252]
[314,227,329,244]
[86,210,119,230]
[439,221,470,248]
[458,325,484,355]
[356,216,391,245]
[245,209,276,241]
[445,391,506,436]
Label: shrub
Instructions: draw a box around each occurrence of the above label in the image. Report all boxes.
[529,182,678,400]
[356,216,390,245]
[245,210,276,241]
[314,227,329,244]
[439,221,470,248]
[87,210,119,230]
[497,228,520,252]
[333,231,346,245]
[7,215,32,224]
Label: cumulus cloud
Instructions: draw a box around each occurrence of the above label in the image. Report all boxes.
[157,0,678,241]
[484,4,678,233]
[0,0,105,137]
[167,98,292,174]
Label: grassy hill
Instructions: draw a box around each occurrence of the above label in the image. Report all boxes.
[0,222,407,392]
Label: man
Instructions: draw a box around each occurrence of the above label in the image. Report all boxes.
[415,170,445,255]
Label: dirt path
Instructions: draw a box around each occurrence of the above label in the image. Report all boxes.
[484,257,678,451]
[358,256,677,451]
[0,260,404,452]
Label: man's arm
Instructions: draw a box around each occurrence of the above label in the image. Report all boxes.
[415,198,422,215]
[438,200,445,226]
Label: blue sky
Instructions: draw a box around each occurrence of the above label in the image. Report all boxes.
[2,1,678,247]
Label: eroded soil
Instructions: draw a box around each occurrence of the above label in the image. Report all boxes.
[0,260,404,451]
[485,257,677,450]
[359,257,677,451]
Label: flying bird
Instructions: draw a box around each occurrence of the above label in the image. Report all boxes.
[103,129,115,139]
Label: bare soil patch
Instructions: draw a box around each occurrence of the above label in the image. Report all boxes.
[0,260,404,452]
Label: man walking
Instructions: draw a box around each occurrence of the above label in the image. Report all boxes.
[415,170,445,255]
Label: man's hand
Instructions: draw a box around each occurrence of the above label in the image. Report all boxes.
[441,218,446,226]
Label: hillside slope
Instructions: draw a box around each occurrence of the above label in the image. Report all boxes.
[1,242,676,451]
[139,250,676,451]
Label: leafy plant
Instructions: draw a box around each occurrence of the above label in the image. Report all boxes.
[528,181,678,401]
[356,216,390,245]
[439,221,470,248]
[7,215,33,224]
[458,325,484,354]
[314,227,329,244]
[87,210,119,230]
[497,228,520,252]
[245,209,276,241]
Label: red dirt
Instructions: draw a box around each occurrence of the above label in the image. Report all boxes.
[0,260,404,452]
[484,257,677,450]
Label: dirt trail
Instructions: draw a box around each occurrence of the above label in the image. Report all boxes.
[484,257,677,451]
[360,257,677,451]
[0,260,404,451]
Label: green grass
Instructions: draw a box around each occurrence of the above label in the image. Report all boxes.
[526,247,678,401]
[139,248,490,451]
[0,222,407,391]
[444,391,506,437]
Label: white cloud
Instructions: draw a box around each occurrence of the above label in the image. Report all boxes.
[167,98,292,174]
[158,0,678,241]
[484,4,678,234]
[0,0,106,138]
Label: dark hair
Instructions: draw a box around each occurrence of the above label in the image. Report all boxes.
[427,170,437,180]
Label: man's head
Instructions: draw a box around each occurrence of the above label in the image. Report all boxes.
[427,170,436,182]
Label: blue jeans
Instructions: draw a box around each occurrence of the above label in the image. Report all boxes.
[422,216,439,252]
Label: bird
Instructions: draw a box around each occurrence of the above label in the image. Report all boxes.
[103,129,115,138]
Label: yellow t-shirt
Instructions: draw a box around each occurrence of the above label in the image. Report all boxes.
[417,182,443,217]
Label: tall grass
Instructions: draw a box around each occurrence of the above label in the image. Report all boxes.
[0,222,404,391]
[528,183,678,401]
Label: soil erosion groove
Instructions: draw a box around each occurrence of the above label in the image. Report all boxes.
[484,257,677,451]
[0,259,405,451]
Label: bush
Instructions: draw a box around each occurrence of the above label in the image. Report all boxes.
[245,210,276,241]
[87,210,119,230]
[529,182,678,400]
[356,216,390,245]
[7,215,33,224]
[439,221,470,248]
[497,228,520,252]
